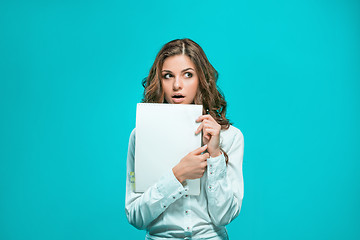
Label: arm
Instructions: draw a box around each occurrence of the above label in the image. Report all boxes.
[205,129,244,226]
[125,129,186,230]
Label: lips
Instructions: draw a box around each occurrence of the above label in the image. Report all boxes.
[172,93,184,98]
[172,93,185,103]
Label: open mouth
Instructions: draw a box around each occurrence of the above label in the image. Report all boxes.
[172,93,185,102]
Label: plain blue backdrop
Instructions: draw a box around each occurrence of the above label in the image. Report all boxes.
[1,0,359,239]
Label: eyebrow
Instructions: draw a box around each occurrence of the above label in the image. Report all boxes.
[162,68,195,73]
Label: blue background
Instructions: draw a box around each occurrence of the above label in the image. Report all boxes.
[1,0,359,239]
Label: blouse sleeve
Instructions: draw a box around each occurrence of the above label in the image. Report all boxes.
[205,128,244,226]
[125,129,186,230]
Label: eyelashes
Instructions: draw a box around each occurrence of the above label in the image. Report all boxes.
[185,72,193,78]
[162,72,193,79]
[163,73,172,79]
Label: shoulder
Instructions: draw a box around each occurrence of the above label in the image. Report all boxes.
[221,125,243,141]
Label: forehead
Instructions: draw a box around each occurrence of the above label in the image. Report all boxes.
[162,55,196,71]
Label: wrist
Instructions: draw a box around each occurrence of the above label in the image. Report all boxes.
[210,149,222,158]
[172,165,185,184]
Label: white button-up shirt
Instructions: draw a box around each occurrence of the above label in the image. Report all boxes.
[125,125,244,239]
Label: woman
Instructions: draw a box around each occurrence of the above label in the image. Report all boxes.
[125,38,244,240]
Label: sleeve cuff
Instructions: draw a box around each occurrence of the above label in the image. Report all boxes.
[155,169,186,208]
[207,153,227,181]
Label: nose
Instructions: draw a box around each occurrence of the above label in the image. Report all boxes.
[173,76,183,90]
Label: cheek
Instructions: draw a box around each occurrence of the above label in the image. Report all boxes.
[161,81,171,95]
[190,79,199,95]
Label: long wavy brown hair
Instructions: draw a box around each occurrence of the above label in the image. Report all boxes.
[141,38,231,162]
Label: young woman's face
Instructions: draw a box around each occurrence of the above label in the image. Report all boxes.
[161,55,199,104]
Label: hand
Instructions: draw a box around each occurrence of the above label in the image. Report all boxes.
[195,114,222,158]
[172,145,210,184]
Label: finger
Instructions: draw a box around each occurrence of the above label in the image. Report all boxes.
[201,119,211,126]
[195,122,204,135]
[192,144,208,155]
[205,121,220,130]
[203,134,210,141]
[202,126,214,138]
[196,115,209,122]
[202,130,211,143]
[203,153,210,160]
[197,121,212,134]
[203,137,210,144]
[204,122,213,129]
[196,114,216,123]
[201,161,208,168]
[205,128,219,136]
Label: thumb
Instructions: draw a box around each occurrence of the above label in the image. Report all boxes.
[192,144,208,155]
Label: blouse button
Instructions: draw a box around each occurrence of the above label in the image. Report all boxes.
[185,195,188,198]
[172,196,176,199]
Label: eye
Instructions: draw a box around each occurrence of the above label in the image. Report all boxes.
[184,72,193,78]
[163,73,172,79]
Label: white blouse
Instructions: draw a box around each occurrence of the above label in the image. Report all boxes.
[125,125,244,240]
